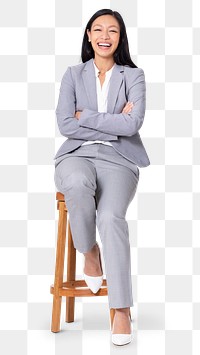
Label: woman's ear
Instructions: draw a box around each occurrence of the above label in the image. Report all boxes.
[87,29,91,42]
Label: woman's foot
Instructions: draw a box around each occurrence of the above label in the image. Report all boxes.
[83,243,103,293]
[112,308,131,334]
[83,243,103,276]
[111,308,132,346]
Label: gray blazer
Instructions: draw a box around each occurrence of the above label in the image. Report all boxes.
[54,58,150,167]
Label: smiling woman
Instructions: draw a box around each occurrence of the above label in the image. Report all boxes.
[87,16,120,60]
[81,9,138,69]
[54,8,150,347]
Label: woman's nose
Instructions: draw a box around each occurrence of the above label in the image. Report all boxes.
[100,31,110,39]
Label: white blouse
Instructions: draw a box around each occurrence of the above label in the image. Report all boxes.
[81,60,114,147]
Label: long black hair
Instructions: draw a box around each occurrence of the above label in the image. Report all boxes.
[81,9,137,68]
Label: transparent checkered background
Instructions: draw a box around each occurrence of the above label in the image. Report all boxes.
[0,0,200,354]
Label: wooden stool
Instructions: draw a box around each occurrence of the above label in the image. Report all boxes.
[50,192,116,332]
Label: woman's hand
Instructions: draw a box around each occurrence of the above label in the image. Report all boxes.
[122,101,134,114]
[75,111,82,120]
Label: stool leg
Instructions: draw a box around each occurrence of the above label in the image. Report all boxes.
[51,201,67,332]
[110,308,116,330]
[66,219,76,322]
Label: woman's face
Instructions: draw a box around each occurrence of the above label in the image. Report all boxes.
[87,15,120,60]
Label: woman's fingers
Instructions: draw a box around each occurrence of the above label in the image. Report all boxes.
[122,101,134,113]
[74,111,81,119]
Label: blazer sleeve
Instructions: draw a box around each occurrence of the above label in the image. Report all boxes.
[77,68,146,137]
[56,67,118,141]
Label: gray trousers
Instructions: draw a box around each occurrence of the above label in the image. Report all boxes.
[54,144,139,309]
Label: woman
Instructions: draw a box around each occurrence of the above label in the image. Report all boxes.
[54,9,150,346]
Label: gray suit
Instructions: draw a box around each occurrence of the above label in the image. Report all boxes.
[54,58,150,168]
[54,59,150,309]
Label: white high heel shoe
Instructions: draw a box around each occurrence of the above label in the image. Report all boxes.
[83,242,103,294]
[111,312,133,346]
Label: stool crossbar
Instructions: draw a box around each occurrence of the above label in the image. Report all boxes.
[50,192,116,332]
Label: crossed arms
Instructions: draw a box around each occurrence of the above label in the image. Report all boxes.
[56,66,146,140]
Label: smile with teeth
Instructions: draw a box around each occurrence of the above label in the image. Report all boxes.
[97,42,112,48]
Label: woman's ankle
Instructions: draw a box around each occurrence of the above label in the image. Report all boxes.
[115,307,130,315]
[83,243,98,257]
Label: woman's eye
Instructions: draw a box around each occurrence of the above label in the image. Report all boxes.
[93,28,118,33]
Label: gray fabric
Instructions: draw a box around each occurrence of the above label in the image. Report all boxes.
[54,58,150,168]
[54,144,139,308]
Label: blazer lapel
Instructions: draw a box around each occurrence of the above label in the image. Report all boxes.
[82,59,124,113]
[82,59,98,110]
[107,64,124,113]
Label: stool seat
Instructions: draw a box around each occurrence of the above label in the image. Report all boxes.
[50,192,116,332]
